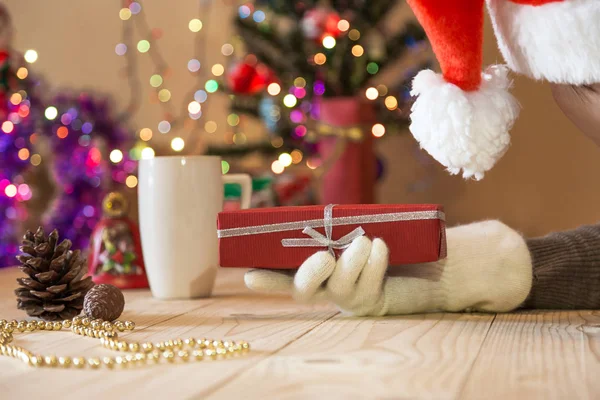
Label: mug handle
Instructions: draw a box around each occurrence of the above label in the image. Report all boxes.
[222,174,252,209]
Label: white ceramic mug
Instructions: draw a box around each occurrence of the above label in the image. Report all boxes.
[138,156,252,299]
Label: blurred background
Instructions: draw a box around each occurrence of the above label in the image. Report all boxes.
[2,0,600,267]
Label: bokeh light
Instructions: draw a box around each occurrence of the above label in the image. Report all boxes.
[322,36,336,49]
[125,175,138,188]
[44,106,58,120]
[141,147,155,159]
[129,2,142,14]
[372,123,386,137]
[291,150,303,164]
[314,53,326,65]
[5,184,17,198]
[365,87,378,100]
[367,62,379,74]
[149,74,163,87]
[188,101,201,114]
[294,77,306,88]
[194,90,208,103]
[349,29,361,41]
[338,20,350,32]
[1,121,14,133]
[221,43,234,56]
[211,64,225,76]
[221,160,230,174]
[205,80,219,93]
[278,153,292,167]
[119,8,132,20]
[158,89,171,102]
[227,114,240,126]
[18,148,30,161]
[110,149,124,163]
[137,40,150,53]
[205,121,217,133]
[171,137,185,152]
[24,50,38,63]
[385,96,398,110]
[271,160,284,174]
[189,19,203,32]
[16,67,28,79]
[352,45,364,57]
[30,154,42,166]
[188,59,201,72]
[253,10,266,23]
[267,83,281,96]
[158,120,171,133]
[140,128,153,141]
[56,126,69,139]
[283,94,297,108]
[271,137,284,148]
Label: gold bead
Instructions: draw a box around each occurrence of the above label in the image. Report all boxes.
[81,317,90,326]
[240,341,250,350]
[9,320,18,328]
[128,343,140,352]
[88,358,101,369]
[4,326,14,334]
[115,321,125,332]
[72,316,82,326]
[125,321,135,330]
[44,355,58,367]
[91,320,101,329]
[103,357,115,368]
[184,338,196,348]
[44,321,53,330]
[173,339,183,349]
[165,340,175,349]
[51,322,61,331]
[155,342,166,351]
[16,321,26,332]
[191,350,204,360]
[58,356,72,368]
[135,353,146,363]
[146,353,158,363]
[62,320,72,329]
[102,322,114,332]
[26,322,36,332]
[115,356,128,368]
[177,350,190,361]
[0,319,6,327]
[162,350,175,362]
[212,340,224,348]
[141,342,154,353]
[117,341,128,351]
[72,357,86,369]
[125,354,135,364]
[204,349,216,358]
[30,355,43,367]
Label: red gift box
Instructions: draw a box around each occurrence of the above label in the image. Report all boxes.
[218,204,446,269]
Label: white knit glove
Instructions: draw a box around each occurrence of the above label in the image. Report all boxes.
[244,220,533,316]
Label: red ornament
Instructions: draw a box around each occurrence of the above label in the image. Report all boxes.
[301,8,341,42]
[227,61,273,95]
[88,192,149,290]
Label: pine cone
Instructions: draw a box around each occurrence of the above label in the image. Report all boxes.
[15,227,95,321]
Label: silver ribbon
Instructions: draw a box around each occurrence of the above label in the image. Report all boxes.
[280,204,365,256]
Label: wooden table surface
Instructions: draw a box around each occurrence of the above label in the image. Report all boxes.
[1,267,600,400]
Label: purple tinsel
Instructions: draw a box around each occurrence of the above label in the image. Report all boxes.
[41,91,134,253]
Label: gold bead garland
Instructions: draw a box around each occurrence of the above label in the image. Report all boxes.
[0,316,250,369]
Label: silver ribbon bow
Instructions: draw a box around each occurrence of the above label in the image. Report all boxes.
[281,204,365,256]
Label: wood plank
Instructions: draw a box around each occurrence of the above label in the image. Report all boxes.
[460,311,600,400]
[209,312,496,400]
[0,267,338,399]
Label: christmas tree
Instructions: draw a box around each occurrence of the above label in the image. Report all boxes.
[223,0,431,204]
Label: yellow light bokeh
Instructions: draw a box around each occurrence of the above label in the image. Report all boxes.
[293,77,306,88]
[278,153,292,167]
[9,93,22,105]
[349,29,361,41]
[267,83,281,96]
[271,160,284,174]
[158,89,171,102]
[205,121,217,133]
[211,64,225,77]
[291,149,303,164]
[189,19,203,32]
[233,132,247,145]
[372,123,386,137]
[119,8,132,20]
[171,137,185,152]
[385,96,398,110]
[139,128,153,141]
[30,154,42,166]
[125,175,138,188]
[365,87,379,100]
[24,50,38,63]
[1,121,13,133]
[18,148,30,161]
[283,94,297,108]
[322,36,336,49]
[314,53,327,65]
[351,45,364,57]
[110,149,124,163]
[16,67,28,79]
[338,19,350,32]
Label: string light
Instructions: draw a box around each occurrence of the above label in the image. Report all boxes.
[338,20,350,32]
[385,96,398,110]
[211,64,225,76]
[314,53,326,65]
[119,8,132,20]
[322,36,336,49]
[141,147,155,159]
[24,50,38,63]
[205,121,217,133]
[149,74,163,87]
[283,94,297,108]
[158,120,171,133]
[171,137,185,152]
[109,149,124,163]
[349,29,361,41]
[158,89,171,102]
[16,67,28,79]
[30,154,42,166]
[188,101,201,114]
[365,87,378,100]
[267,83,281,96]
[139,128,153,141]
[221,44,234,56]
[278,153,292,167]
[188,19,203,32]
[137,40,150,53]
[188,59,201,72]
[372,123,386,137]
[125,175,138,188]
[271,160,284,174]
[221,160,230,174]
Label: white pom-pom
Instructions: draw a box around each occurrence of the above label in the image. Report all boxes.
[409,65,520,180]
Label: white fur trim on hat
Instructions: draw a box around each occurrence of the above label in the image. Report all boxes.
[488,0,600,84]
[409,65,520,180]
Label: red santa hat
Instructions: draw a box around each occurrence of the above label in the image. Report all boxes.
[406,0,600,180]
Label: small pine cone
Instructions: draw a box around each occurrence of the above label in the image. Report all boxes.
[15,227,95,321]
[83,284,125,321]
